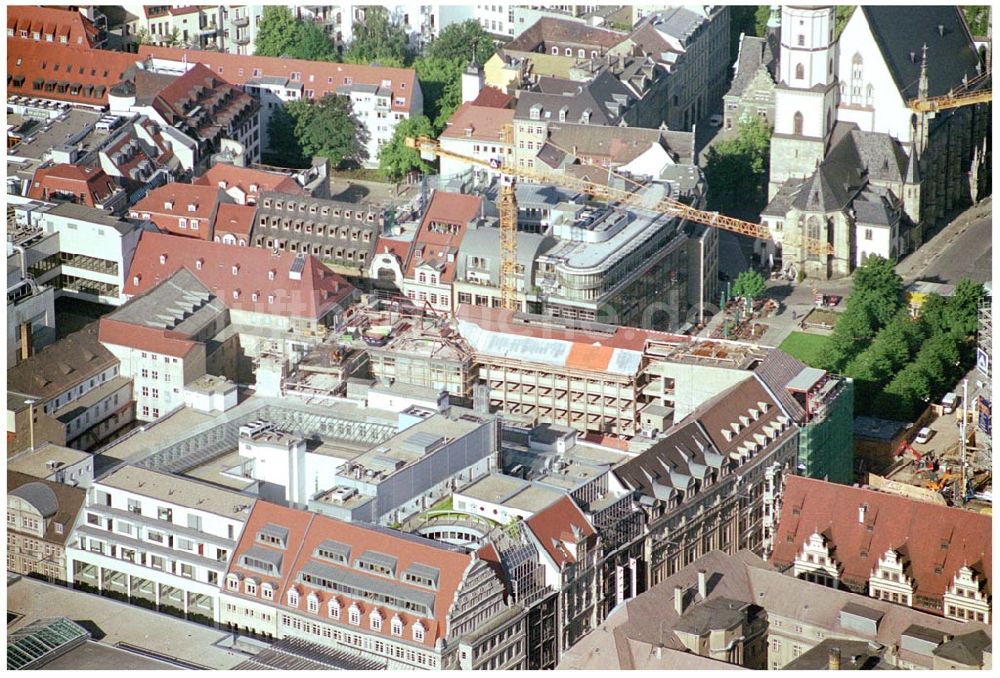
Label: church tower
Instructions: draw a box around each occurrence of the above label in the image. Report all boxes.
[768,6,840,199]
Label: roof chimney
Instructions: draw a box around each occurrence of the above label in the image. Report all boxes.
[937,24,945,37]
[674,585,684,615]
[828,646,841,671]
[697,570,707,600]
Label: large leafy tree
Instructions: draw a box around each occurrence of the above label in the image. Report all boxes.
[732,269,766,302]
[378,115,436,181]
[293,95,369,167]
[704,116,772,221]
[255,6,335,60]
[343,6,409,67]
[427,20,494,64]
[413,56,465,132]
[963,6,990,36]
[264,104,309,168]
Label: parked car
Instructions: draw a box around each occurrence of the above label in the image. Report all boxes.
[709,114,723,127]
[915,427,934,444]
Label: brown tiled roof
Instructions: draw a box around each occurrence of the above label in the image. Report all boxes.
[227,501,481,646]
[26,164,119,208]
[7,471,86,547]
[146,64,257,145]
[137,45,419,113]
[525,495,596,568]
[508,17,625,53]
[6,39,136,106]
[98,316,199,358]
[214,203,257,241]
[771,476,993,609]
[404,191,482,282]
[125,231,355,320]
[695,376,783,455]
[440,103,515,142]
[131,183,226,240]
[8,7,99,47]
[7,322,116,402]
[193,164,304,204]
[470,86,514,109]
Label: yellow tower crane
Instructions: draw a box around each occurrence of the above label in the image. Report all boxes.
[406,133,836,311]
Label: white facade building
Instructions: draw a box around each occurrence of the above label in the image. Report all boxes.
[68,467,254,623]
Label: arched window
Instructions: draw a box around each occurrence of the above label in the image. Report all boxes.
[807,216,822,244]
[413,621,425,642]
[793,111,804,135]
[795,63,804,80]
[328,598,341,619]
[391,615,404,637]
[370,609,383,631]
[307,592,320,613]
[851,53,863,80]
[348,604,361,626]
[287,588,299,607]
[565,47,572,56]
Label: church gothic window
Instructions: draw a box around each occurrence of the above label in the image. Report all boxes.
[793,111,804,135]
[795,63,805,80]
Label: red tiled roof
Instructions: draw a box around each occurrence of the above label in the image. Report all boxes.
[193,164,304,204]
[147,64,257,145]
[695,377,783,455]
[403,191,482,282]
[771,476,993,610]
[373,236,414,265]
[525,495,596,568]
[125,231,354,320]
[26,164,119,208]
[226,501,482,646]
[98,316,198,358]
[471,86,514,109]
[8,7,99,47]
[214,203,257,241]
[7,39,137,106]
[131,184,226,240]
[138,45,420,113]
[439,103,515,142]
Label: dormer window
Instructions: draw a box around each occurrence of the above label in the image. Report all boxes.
[232,265,239,275]
[232,290,240,300]
[133,275,142,285]
[226,573,240,590]
[188,203,197,213]
[307,592,320,613]
[245,579,257,595]
[348,604,361,626]
[159,254,167,264]
[196,259,204,270]
[267,294,275,304]
[390,615,403,637]
[250,184,258,193]
[412,621,425,642]
[287,588,299,607]
[369,609,383,631]
[164,201,173,210]
[261,582,274,600]
[328,598,341,619]
[252,292,259,302]
[268,270,276,280]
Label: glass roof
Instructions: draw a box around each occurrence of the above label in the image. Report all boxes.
[7,617,89,670]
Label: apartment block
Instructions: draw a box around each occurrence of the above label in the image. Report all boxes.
[7,322,133,454]
[8,471,86,584]
[68,466,255,624]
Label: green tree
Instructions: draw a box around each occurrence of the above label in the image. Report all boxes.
[343,6,409,67]
[703,116,772,221]
[427,20,494,65]
[732,269,766,302]
[264,104,309,168]
[947,278,985,339]
[255,6,336,60]
[849,255,905,328]
[292,95,369,167]
[834,7,855,38]
[413,56,465,131]
[753,6,772,37]
[963,6,990,36]
[378,115,436,181]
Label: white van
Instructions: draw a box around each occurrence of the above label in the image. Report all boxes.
[941,392,957,413]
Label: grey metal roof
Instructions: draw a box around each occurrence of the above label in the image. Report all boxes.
[727,35,772,99]
[10,482,59,519]
[786,366,825,392]
[457,228,556,285]
[400,431,444,455]
[853,196,894,227]
[241,545,284,574]
[356,550,398,574]
[298,559,436,617]
[46,202,136,235]
[7,322,117,402]
[315,539,351,562]
[645,6,706,43]
[753,351,808,422]
[107,268,225,335]
[515,70,633,126]
[933,630,991,666]
[861,6,985,100]
[673,597,751,635]
[613,420,722,498]
[259,522,290,543]
[402,563,440,587]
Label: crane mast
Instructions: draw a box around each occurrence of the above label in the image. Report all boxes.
[498,180,519,310]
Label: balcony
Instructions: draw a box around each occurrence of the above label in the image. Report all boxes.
[234,15,250,27]
[235,35,250,45]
